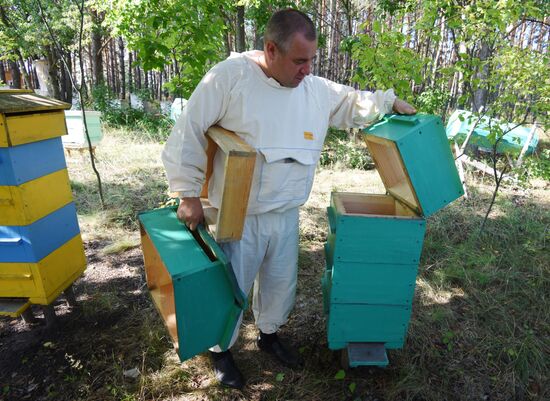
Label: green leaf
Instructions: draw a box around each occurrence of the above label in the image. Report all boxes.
[349,382,357,393]
[334,369,346,380]
[275,373,285,382]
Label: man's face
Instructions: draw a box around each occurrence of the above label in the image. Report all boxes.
[266,32,317,88]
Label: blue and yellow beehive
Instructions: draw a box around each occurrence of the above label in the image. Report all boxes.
[0,90,86,316]
[139,206,247,361]
[322,114,464,366]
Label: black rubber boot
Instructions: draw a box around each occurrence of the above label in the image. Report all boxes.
[210,350,245,389]
[257,331,303,368]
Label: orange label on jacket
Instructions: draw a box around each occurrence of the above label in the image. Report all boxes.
[304,131,314,140]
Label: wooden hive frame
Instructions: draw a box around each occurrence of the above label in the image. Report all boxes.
[199,126,256,242]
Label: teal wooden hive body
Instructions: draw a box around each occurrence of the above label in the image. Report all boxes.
[322,114,463,367]
[138,206,247,362]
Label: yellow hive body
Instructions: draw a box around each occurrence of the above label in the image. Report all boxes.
[0,90,87,318]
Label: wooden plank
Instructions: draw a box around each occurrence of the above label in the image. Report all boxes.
[332,214,426,265]
[28,234,86,305]
[332,192,418,218]
[0,137,66,186]
[197,126,256,242]
[330,262,418,305]
[327,303,411,347]
[200,198,219,235]
[364,136,420,214]
[4,110,67,147]
[0,234,86,305]
[0,298,31,317]
[215,147,256,241]
[0,202,81,263]
[200,135,217,198]
[458,153,514,182]
[0,91,70,115]
[0,169,74,226]
[206,125,256,156]
[0,114,7,147]
[140,226,179,349]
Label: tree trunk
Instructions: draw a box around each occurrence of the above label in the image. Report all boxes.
[0,61,5,84]
[473,41,491,111]
[135,52,141,90]
[315,0,325,76]
[326,0,338,81]
[64,51,73,104]
[16,51,32,89]
[223,28,232,56]
[236,5,246,52]
[44,46,61,99]
[158,71,163,100]
[110,40,117,94]
[90,9,105,86]
[431,15,446,84]
[8,59,21,88]
[128,50,133,93]
[119,37,126,99]
[144,69,149,92]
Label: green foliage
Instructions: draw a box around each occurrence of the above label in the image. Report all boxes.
[416,88,450,115]
[334,369,346,380]
[320,129,372,170]
[0,0,79,60]
[516,149,550,182]
[107,0,230,98]
[351,22,423,101]
[91,84,172,141]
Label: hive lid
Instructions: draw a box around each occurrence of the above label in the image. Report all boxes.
[363,114,464,217]
[0,90,70,114]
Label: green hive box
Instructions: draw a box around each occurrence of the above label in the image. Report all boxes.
[63,110,103,148]
[322,114,463,366]
[138,206,247,362]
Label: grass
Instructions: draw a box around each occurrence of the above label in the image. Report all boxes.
[73,129,549,400]
[1,126,548,401]
[64,126,171,251]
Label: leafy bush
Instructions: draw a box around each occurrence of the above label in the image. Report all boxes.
[320,128,373,170]
[90,84,172,142]
[416,88,450,115]
[516,148,550,182]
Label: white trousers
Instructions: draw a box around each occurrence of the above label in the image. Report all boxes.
[210,207,299,352]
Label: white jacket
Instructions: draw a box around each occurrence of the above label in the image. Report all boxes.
[162,51,396,215]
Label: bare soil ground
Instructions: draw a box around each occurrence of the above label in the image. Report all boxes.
[1,131,548,401]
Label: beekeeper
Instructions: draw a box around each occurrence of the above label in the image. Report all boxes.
[162,8,416,389]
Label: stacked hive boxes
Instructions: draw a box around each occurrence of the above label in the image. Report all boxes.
[322,114,464,366]
[0,90,86,316]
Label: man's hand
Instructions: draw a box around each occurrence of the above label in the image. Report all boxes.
[392,98,417,115]
[177,197,204,231]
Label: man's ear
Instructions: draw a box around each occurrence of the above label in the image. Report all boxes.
[264,40,277,61]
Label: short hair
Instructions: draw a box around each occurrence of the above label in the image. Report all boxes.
[264,9,316,52]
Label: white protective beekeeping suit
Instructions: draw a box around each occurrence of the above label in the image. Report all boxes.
[162,51,396,350]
